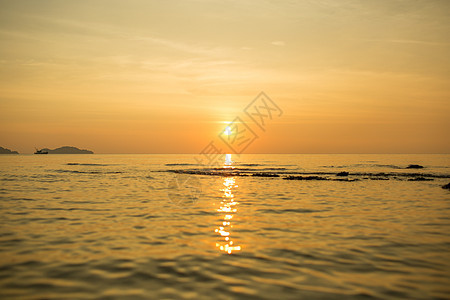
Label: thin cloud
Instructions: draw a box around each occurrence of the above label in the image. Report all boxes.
[357,38,449,46]
[271,41,286,46]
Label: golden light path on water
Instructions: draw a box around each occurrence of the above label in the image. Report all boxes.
[224,153,232,166]
[215,154,241,254]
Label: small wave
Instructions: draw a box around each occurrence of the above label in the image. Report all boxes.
[252,173,280,177]
[0,177,20,182]
[322,164,403,169]
[212,167,288,171]
[258,208,325,214]
[67,163,115,166]
[53,169,123,174]
[165,163,198,166]
[373,164,402,169]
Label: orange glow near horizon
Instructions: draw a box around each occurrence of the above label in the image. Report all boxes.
[0,1,449,154]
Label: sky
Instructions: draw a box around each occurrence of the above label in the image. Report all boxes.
[0,0,449,154]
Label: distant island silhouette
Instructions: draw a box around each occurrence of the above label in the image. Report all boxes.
[38,146,94,154]
[0,146,19,154]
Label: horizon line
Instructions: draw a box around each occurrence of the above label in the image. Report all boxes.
[6,152,450,155]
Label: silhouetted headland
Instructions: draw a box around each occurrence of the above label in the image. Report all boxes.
[38,146,94,154]
[0,146,19,154]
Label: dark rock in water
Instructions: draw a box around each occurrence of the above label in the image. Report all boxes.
[333,178,359,182]
[336,171,349,176]
[406,164,424,169]
[284,176,328,181]
[171,169,242,177]
[252,173,280,177]
[0,146,19,154]
[407,177,433,181]
[41,146,94,154]
[441,183,450,190]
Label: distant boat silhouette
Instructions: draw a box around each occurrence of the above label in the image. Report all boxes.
[34,148,48,154]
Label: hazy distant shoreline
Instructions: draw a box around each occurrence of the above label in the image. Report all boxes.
[0,146,19,154]
[39,146,94,154]
[0,146,94,154]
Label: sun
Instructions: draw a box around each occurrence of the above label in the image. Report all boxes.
[224,126,232,136]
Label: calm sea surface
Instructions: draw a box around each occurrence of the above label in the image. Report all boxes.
[0,154,449,299]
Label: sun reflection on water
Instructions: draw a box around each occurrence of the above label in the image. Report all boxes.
[215,155,241,254]
[223,153,234,169]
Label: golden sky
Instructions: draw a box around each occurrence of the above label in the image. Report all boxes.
[0,0,449,153]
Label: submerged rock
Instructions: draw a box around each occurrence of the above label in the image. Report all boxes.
[252,173,280,177]
[407,177,433,181]
[284,176,328,181]
[406,164,424,169]
[336,171,349,176]
[333,178,359,182]
[442,183,450,190]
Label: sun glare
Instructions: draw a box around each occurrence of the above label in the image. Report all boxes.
[224,126,232,136]
[225,153,232,165]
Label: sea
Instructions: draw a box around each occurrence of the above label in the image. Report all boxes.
[0,154,449,299]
